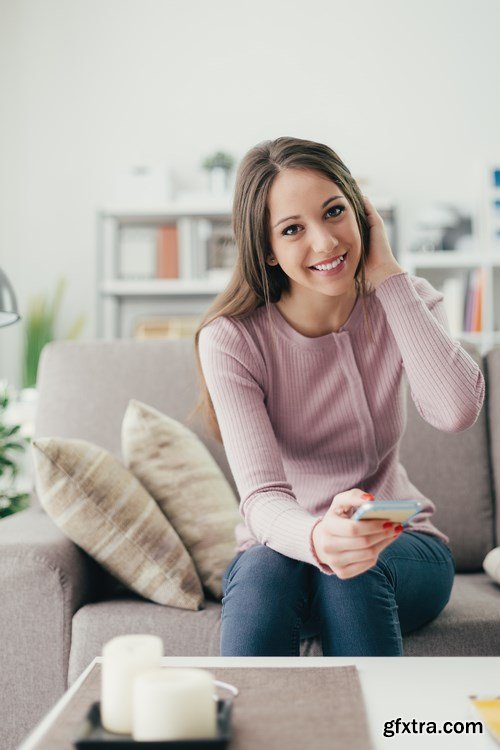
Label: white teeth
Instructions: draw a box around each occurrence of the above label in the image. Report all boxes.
[312,255,345,271]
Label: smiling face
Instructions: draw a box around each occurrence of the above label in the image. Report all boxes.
[266,168,362,302]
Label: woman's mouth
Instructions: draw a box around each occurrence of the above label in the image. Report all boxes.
[309,252,348,276]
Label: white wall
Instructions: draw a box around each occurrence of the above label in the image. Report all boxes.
[1,0,499,387]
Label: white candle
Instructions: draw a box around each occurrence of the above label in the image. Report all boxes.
[132,668,217,741]
[101,634,163,734]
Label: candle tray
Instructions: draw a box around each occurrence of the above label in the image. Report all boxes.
[73,700,232,749]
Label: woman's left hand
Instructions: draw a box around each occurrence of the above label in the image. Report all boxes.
[362,195,405,289]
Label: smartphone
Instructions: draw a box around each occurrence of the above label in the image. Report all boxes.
[352,499,422,524]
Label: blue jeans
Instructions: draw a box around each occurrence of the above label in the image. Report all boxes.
[220,530,455,656]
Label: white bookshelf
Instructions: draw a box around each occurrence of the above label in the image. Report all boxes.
[96,200,235,338]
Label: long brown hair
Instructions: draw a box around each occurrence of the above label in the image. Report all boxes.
[187,136,375,442]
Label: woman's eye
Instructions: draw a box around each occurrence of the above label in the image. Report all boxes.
[281,205,345,236]
[325,205,345,219]
[282,224,300,236]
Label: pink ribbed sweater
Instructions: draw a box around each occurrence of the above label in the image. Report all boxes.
[198,271,485,575]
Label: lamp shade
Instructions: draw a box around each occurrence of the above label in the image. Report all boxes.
[0,268,20,327]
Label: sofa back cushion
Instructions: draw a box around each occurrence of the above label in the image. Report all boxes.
[35,339,238,497]
[399,340,494,571]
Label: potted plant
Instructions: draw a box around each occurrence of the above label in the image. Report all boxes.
[0,385,30,519]
[202,151,235,195]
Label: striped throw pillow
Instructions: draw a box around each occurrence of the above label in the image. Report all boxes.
[121,400,240,600]
[32,437,204,610]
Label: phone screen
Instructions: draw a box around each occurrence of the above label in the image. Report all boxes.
[353,500,422,524]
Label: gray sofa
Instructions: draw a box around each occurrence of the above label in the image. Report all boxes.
[2,338,500,750]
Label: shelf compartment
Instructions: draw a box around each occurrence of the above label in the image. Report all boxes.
[100,277,232,296]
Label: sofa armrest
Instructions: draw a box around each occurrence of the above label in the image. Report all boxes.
[0,505,99,750]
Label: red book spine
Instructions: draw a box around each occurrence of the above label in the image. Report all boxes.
[157,225,179,278]
[473,268,484,332]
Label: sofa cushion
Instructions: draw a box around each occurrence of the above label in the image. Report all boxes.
[121,400,240,600]
[32,437,204,610]
[67,574,500,683]
[399,340,494,571]
[403,574,500,655]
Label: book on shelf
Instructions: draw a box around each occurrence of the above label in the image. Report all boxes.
[462,268,484,333]
[473,268,484,332]
[471,267,484,332]
[175,217,212,279]
[134,316,201,340]
[156,225,179,278]
[441,268,484,336]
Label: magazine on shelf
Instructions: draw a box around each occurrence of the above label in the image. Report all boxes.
[119,226,157,279]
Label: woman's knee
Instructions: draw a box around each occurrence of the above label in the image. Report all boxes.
[227,545,306,591]
[375,531,455,634]
[223,544,310,612]
[220,546,310,656]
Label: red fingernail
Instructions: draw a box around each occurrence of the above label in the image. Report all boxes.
[362,493,375,501]
[383,522,394,528]
[395,525,403,533]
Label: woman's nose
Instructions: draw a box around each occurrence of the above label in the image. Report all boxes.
[311,228,339,255]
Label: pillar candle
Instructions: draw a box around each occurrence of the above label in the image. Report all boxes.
[101,634,163,734]
[132,668,217,741]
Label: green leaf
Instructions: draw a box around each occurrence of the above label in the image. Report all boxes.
[65,313,86,340]
[0,492,30,518]
[1,424,21,438]
[2,442,25,452]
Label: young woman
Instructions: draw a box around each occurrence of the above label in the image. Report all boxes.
[191,136,485,656]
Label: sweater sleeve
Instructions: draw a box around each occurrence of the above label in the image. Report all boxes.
[198,317,334,574]
[375,271,485,432]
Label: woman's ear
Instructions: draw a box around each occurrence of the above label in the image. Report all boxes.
[267,254,278,266]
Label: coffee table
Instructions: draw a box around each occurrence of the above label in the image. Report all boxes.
[19,657,500,749]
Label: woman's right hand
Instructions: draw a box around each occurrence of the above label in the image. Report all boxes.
[311,489,403,579]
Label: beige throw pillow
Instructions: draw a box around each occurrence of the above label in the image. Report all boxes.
[32,437,204,610]
[121,400,240,599]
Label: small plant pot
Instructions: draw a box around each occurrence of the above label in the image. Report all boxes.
[208,167,229,195]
